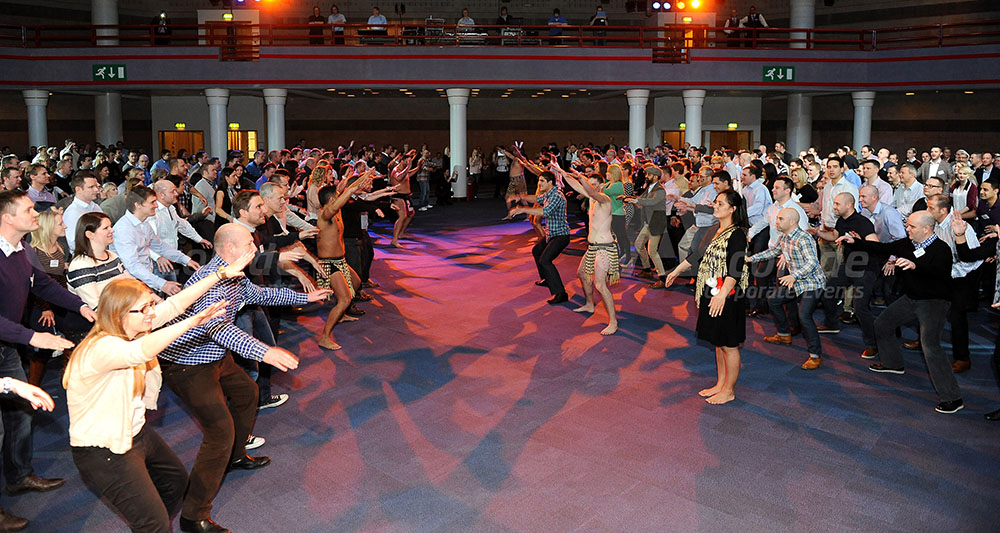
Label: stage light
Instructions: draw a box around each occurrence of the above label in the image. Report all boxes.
[222,12,233,21]
[652,2,661,9]
[691,0,700,7]
[677,1,685,9]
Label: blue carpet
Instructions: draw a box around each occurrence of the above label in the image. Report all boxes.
[16,200,1000,532]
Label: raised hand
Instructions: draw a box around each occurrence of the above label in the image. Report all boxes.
[192,301,229,327]
[219,250,255,279]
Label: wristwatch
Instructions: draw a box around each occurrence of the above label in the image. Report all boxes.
[1,377,12,394]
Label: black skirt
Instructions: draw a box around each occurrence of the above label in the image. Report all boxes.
[696,292,746,348]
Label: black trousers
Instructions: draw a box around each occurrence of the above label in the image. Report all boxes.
[950,272,980,363]
[72,425,188,533]
[160,354,258,521]
[344,234,375,285]
[611,214,630,261]
[532,234,570,296]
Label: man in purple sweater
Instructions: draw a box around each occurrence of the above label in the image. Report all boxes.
[0,189,97,531]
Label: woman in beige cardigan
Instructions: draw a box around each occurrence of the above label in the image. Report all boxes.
[63,251,252,533]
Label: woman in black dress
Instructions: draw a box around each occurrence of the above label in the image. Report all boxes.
[692,189,749,404]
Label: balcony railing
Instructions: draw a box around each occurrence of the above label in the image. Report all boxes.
[0,20,998,52]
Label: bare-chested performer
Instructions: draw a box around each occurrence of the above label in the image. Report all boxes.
[551,164,620,335]
[316,171,374,350]
[389,150,419,248]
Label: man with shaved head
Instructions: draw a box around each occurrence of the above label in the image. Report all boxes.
[838,211,964,414]
[749,207,828,369]
[158,223,332,532]
[815,191,876,345]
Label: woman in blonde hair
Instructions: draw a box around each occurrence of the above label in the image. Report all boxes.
[604,164,632,264]
[65,251,253,533]
[306,164,331,222]
[26,210,90,385]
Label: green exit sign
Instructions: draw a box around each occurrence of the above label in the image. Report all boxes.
[92,64,127,81]
[763,66,794,82]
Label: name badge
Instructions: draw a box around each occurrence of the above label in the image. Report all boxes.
[914,248,925,258]
[49,259,60,268]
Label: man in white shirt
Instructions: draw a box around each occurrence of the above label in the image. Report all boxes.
[859,159,893,206]
[742,165,773,315]
[925,194,981,373]
[893,163,924,217]
[810,156,858,277]
[61,173,103,254]
[918,146,955,184]
[149,180,211,282]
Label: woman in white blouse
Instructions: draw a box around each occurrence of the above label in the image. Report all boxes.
[63,251,252,532]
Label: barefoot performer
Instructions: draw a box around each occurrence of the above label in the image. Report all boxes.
[316,170,374,350]
[389,150,419,248]
[552,165,620,335]
[666,190,749,404]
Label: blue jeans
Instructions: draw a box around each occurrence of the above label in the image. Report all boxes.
[417,179,430,207]
[235,306,276,404]
[0,345,34,484]
[767,287,824,356]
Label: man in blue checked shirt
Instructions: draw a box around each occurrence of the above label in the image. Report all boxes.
[158,223,332,533]
[748,208,829,371]
[510,171,572,305]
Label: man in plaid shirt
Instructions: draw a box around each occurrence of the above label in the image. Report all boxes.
[748,208,829,370]
[158,223,332,533]
[510,171,571,305]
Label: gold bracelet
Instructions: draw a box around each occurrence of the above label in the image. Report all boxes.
[217,271,225,281]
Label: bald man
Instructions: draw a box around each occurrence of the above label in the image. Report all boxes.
[838,211,963,414]
[748,208,829,369]
[159,223,332,531]
[815,191,876,340]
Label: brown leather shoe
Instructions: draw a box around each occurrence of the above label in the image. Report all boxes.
[650,280,665,289]
[635,269,655,279]
[788,326,802,337]
[902,339,921,350]
[801,356,822,370]
[0,509,27,532]
[952,360,971,373]
[763,334,792,345]
[861,347,878,359]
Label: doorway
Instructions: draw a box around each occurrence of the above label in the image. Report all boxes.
[661,130,685,150]
[159,131,205,158]
[227,130,258,164]
[707,130,752,153]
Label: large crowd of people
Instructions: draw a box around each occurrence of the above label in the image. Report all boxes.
[0,135,998,532]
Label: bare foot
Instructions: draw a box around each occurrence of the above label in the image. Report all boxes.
[339,315,359,323]
[698,385,723,397]
[572,304,595,313]
[317,336,342,351]
[501,214,513,221]
[706,391,736,405]
[390,241,406,249]
[600,323,618,336]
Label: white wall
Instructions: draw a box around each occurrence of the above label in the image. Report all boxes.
[150,94,265,155]
[649,95,762,149]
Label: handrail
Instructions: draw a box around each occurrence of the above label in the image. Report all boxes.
[0,20,998,51]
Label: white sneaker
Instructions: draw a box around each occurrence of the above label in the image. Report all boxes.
[258,393,288,410]
[246,435,265,450]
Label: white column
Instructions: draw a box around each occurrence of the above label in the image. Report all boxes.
[95,92,123,145]
[788,0,815,49]
[682,89,706,149]
[23,90,49,149]
[205,88,230,160]
[92,0,119,46]
[447,88,470,199]
[786,93,813,156]
[626,89,650,155]
[263,88,287,153]
[851,91,876,151]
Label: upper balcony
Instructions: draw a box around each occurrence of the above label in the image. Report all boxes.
[2,20,999,92]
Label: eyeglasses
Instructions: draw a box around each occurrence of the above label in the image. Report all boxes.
[925,183,942,189]
[128,302,156,315]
